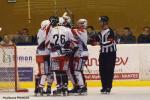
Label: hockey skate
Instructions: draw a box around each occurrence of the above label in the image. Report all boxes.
[62,85,68,96]
[100,88,107,94]
[34,87,39,96]
[68,86,79,96]
[53,86,62,96]
[39,87,44,96]
[105,88,111,94]
[46,86,51,96]
[100,88,111,94]
[77,87,87,96]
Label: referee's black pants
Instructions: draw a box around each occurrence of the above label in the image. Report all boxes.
[99,52,116,89]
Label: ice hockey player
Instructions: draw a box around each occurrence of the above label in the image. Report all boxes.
[60,14,79,93]
[46,16,76,96]
[69,19,89,95]
[35,20,54,96]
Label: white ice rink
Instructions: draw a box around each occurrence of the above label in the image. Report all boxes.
[0,87,150,100]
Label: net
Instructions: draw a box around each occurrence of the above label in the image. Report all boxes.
[0,45,28,92]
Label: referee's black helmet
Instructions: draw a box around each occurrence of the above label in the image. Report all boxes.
[99,16,109,22]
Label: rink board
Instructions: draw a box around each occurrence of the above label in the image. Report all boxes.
[1,80,150,89]
[16,45,150,81]
[16,80,150,89]
[0,44,150,89]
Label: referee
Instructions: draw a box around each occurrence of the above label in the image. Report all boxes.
[97,16,117,94]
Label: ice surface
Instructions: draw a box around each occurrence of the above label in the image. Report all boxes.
[0,87,150,100]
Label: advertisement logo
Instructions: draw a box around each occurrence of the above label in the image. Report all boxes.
[17,56,32,62]
[86,57,129,67]
[116,57,128,66]
[86,58,99,66]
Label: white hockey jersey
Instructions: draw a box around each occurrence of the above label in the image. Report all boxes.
[36,28,50,55]
[72,28,89,57]
[46,26,75,71]
[46,26,75,48]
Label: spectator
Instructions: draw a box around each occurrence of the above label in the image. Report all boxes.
[120,27,136,44]
[0,27,2,42]
[0,34,14,45]
[22,28,32,44]
[15,28,32,45]
[113,29,122,44]
[31,35,37,45]
[11,30,21,44]
[87,26,98,45]
[137,26,150,43]
[0,36,2,42]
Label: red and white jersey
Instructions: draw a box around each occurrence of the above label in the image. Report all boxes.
[46,26,75,71]
[36,27,50,56]
[72,28,88,50]
[72,28,89,57]
[46,26,75,49]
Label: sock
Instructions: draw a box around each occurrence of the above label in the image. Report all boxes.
[62,71,68,85]
[39,75,47,88]
[35,75,41,89]
[66,70,75,85]
[75,71,84,88]
[55,71,62,86]
[47,73,54,86]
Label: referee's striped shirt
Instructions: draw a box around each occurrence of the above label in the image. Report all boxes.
[97,28,117,53]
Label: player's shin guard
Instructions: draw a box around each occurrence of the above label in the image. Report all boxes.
[54,71,68,96]
[34,75,41,95]
[39,75,47,87]
[39,75,47,95]
[75,71,84,88]
[62,71,68,96]
[68,69,79,95]
[46,72,54,95]
[66,70,75,85]
[74,71,87,95]
[62,71,68,85]
[47,72,54,85]
[81,70,87,91]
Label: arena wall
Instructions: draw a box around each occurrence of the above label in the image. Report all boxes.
[14,44,150,88]
[0,0,150,36]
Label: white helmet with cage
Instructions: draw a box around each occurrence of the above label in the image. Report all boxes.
[77,19,88,28]
[62,12,72,25]
[63,15,71,23]
[40,20,50,30]
[58,17,65,26]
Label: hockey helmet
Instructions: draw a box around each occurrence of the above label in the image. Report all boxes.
[49,16,59,27]
[40,20,50,30]
[99,16,109,22]
[58,17,65,26]
[77,19,88,28]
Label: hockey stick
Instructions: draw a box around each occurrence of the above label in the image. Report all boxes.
[64,8,75,25]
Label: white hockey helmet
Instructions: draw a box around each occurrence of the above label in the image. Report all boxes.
[63,16,71,23]
[58,17,65,26]
[40,20,50,30]
[77,19,88,28]
[62,12,71,23]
